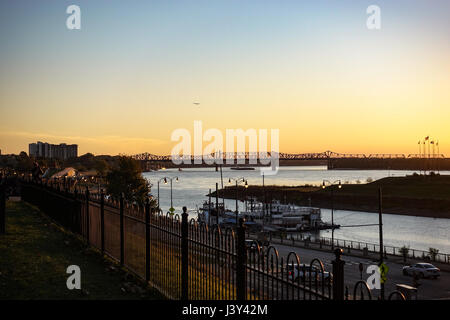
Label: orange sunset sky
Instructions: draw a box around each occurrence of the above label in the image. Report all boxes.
[1,1,449,156]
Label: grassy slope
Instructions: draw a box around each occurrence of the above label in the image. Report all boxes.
[214,175,450,218]
[251,175,450,199]
[326,175,450,200]
[0,201,164,300]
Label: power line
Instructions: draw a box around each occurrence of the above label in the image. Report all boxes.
[339,223,379,228]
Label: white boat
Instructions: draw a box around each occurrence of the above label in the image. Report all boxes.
[198,199,328,231]
[241,200,325,231]
[197,201,237,226]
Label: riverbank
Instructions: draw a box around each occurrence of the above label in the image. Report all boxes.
[210,174,450,219]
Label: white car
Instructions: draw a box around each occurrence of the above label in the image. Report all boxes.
[287,263,333,284]
[402,263,440,279]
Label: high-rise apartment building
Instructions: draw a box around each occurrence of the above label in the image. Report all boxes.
[28,141,78,160]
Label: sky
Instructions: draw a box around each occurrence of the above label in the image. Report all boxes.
[0,0,449,156]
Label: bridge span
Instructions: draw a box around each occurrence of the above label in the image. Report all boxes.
[131,150,446,162]
[131,151,449,171]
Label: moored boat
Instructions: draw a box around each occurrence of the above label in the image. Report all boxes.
[197,199,337,232]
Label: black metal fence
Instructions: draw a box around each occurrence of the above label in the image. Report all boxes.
[16,179,403,300]
[266,233,450,264]
[1,174,23,235]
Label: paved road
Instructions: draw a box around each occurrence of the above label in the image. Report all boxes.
[272,243,450,300]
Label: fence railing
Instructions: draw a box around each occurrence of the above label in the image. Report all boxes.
[19,179,340,300]
[263,232,450,264]
[16,178,406,300]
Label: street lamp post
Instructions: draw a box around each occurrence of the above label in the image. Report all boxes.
[169,177,179,209]
[228,177,248,225]
[262,173,266,227]
[166,176,179,210]
[322,179,342,250]
[157,176,179,212]
[157,178,165,211]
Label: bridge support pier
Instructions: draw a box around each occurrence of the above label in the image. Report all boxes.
[327,158,333,170]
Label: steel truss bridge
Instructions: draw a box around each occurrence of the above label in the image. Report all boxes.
[131,150,446,162]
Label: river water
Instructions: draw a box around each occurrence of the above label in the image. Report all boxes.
[143,166,450,254]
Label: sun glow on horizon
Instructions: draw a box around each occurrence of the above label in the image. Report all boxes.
[1,1,449,156]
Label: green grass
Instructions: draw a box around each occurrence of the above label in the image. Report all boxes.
[216,174,450,218]
[122,232,241,299]
[219,175,450,200]
[239,175,450,200]
[0,201,164,300]
[320,175,450,200]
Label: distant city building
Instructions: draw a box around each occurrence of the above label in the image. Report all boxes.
[28,141,78,160]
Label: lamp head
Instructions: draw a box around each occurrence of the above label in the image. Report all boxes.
[164,178,167,184]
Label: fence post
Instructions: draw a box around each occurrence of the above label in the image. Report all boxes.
[100,189,105,254]
[145,198,151,282]
[120,193,124,266]
[85,186,90,245]
[181,206,189,300]
[236,218,247,300]
[0,181,5,235]
[332,248,345,300]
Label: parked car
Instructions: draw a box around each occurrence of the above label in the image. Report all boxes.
[245,240,259,252]
[286,263,333,284]
[402,263,440,279]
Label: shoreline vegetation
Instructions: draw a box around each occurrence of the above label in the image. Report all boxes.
[210,175,450,219]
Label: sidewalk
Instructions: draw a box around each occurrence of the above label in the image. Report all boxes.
[0,200,164,299]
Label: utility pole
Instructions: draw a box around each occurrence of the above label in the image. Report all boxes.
[322,180,341,251]
[215,182,219,214]
[427,138,431,174]
[228,177,247,225]
[220,165,225,209]
[331,187,334,250]
[422,140,427,176]
[235,180,238,224]
[157,180,160,210]
[170,178,173,209]
[262,173,265,229]
[418,141,422,175]
[208,188,211,226]
[437,141,440,174]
